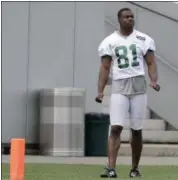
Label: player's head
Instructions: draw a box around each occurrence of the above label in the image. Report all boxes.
[117,8,135,30]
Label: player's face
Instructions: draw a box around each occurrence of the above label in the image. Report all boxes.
[119,10,135,29]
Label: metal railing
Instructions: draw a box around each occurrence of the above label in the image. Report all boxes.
[129,2,178,23]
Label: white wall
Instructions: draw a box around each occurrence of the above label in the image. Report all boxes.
[2,1,178,144]
[132,2,178,20]
[2,2,29,143]
[74,2,105,113]
[27,2,76,144]
[2,2,105,144]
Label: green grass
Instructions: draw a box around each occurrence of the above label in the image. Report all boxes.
[2,163,178,180]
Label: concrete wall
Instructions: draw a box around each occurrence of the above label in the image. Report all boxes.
[145,56,178,129]
[2,2,105,144]
[131,2,178,20]
[2,2,29,144]
[2,1,178,144]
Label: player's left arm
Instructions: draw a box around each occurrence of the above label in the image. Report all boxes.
[144,38,158,84]
[145,50,158,84]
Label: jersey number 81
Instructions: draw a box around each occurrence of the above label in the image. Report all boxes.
[115,44,139,69]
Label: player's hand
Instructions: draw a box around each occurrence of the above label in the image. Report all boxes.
[95,92,104,103]
[149,82,160,91]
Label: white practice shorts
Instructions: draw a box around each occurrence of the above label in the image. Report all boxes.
[109,93,147,130]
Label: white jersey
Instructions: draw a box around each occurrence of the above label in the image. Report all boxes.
[98,30,156,80]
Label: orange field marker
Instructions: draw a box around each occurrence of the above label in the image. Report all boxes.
[10,138,25,180]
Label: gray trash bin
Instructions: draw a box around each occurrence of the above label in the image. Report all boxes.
[40,87,86,156]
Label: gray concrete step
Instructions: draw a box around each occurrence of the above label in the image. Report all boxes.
[119,144,178,156]
[120,130,178,143]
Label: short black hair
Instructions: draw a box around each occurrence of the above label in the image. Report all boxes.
[117,8,132,19]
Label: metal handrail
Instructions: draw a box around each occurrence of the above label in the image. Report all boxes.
[155,54,178,74]
[129,2,178,23]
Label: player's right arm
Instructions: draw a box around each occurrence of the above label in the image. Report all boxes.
[96,38,112,101]
[98,55,112,95]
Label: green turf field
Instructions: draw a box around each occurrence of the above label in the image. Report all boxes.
[2,163,178,180]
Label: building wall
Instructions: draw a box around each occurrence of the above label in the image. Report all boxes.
[2,1,105,144]
[27,2,76,144]
[132,2,178,20]
[2,1,178,144]
[2,2,29,143]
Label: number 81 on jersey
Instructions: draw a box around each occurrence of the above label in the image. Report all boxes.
[115,44,139,69]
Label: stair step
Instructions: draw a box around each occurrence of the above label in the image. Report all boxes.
[121,130,178,143]
[119,144,178,156]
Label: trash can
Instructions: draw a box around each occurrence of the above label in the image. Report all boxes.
[40,87,86,156]
[85,113,110,156]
